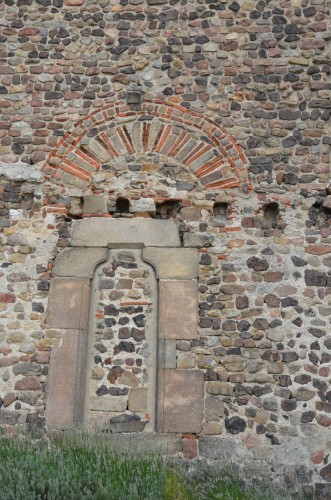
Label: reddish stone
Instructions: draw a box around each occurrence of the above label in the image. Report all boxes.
[18,28,38,36]
[0,357,19,367]
[0,347,12,355]
[182,433,198,440]
[316,414,331,427]
[35,351,50,364]
[315,402,331,413]
[3,393,17,407]
[264,272,283,282]
[0,293,15,303]
[305,244,331,256]
[14,377,41,391]
[299,38,325,49]
[310,450,324,465]
[182,438,198,459]
[64,0,85,4]
[319,367,330,377]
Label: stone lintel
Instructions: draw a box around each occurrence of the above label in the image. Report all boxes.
[70,219,181,248]
[157,369,204,433]
[45,329,87,428]
[46,278,90,330]
[143,247,199,279]
[159,280,198,340]
[52,247,108,278]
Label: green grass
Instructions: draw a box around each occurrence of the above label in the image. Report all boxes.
[0,431,308,499]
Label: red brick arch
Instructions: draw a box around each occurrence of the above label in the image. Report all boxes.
[42,99,251,192]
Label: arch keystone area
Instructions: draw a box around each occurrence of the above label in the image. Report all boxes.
[42,99,251,192]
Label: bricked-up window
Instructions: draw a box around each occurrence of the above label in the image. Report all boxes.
[115,197,130,214]
[213,202,229,220]
[262,202,279,229]
[155,200,181,219]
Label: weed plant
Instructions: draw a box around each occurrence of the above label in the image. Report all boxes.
[0,430,309,499]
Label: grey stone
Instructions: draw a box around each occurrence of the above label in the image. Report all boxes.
[83,195,107,214]
[183,232,214,248]
[205,396,225,421]
[130,198,155,213]
[225,416,246,434]
[199,437,238,460]
[70,219,180,247]
[247,256,269,271]
[52,247,108,278]
[158,339,176,369]
[12,363,41,376]
[90,396,127,412]
[0,162,42,182]
[109,414,147,433]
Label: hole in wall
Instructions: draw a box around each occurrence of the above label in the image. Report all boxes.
[262,202,279,229]
[154,200,181,219]
[213,202,229,220]
[115,197,130,214]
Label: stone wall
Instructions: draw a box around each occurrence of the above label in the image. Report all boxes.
[0,0,330,495]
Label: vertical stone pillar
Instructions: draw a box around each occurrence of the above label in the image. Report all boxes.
[45,278,90,428]
[157,279,204,433]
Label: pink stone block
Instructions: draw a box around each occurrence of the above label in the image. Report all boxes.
[64,0,85,5]
[159,280,198,340]
[157,369,204,433]
[46,278,90,330]
[45,329,87,428]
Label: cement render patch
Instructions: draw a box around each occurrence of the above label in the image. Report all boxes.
[70,219,181,247]
[143,247,199,279]
[52,247,108,278]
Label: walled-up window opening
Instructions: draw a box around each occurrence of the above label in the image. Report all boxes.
[115,197,130,214]
[262,202,279,229]
[155,200,181,219]
[213,202,229,220]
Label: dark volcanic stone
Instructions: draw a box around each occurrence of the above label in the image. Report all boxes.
[225,416,246,434]
[200,253,212,265]
[113,341,135,354]
[96,384,108,396]
[236,296,249,309]
[301,411,315,423]
[109,414,146,433]
[305,270,327,287]
[252,318,269,330]
[282,351,299,363]
[131,328,145,342]
[291,256,307,267]
[133,314,145,327]
[281,399,297,411]
[247,256,269,271]
[320,464,331,482]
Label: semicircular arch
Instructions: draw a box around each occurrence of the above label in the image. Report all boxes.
[42,99,252,193]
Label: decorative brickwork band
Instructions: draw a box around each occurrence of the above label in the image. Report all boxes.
[42,99,251,193]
